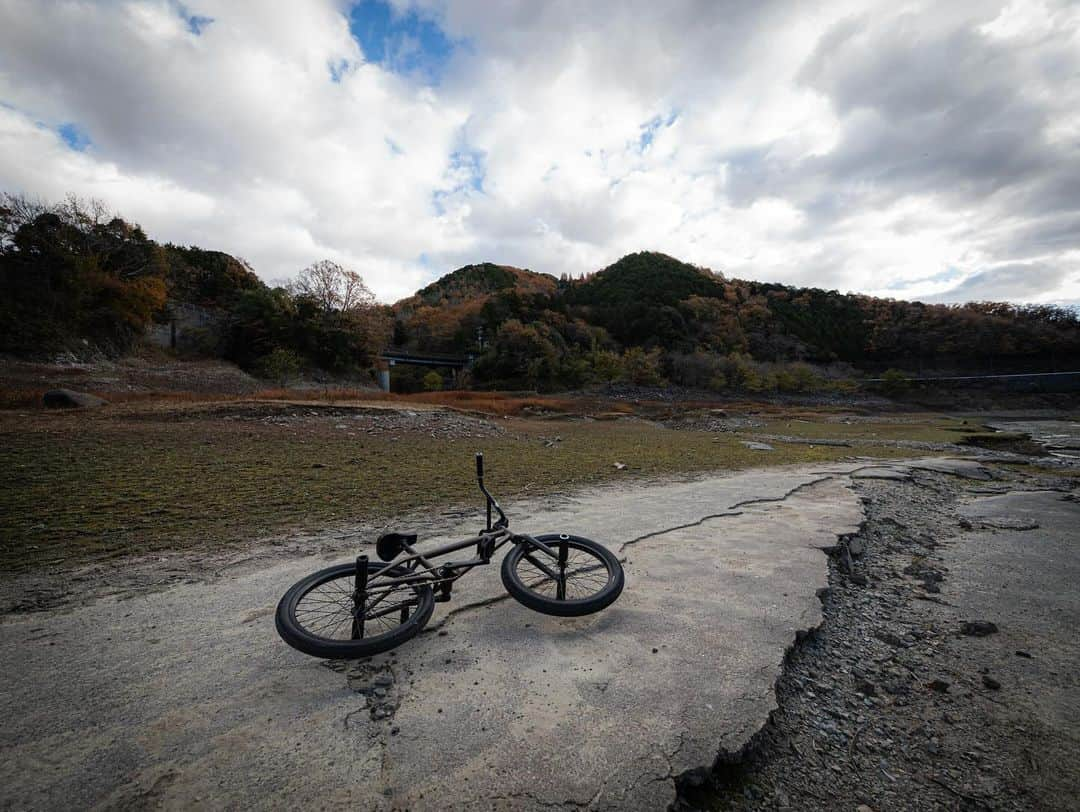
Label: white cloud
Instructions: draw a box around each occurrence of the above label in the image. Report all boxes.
[0,0,1078,304]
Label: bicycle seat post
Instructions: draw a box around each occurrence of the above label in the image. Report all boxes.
[352,554,369,639]
[476,452,491,531]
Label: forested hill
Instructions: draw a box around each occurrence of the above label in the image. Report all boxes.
[392,251,1080,389]
[3,192,1079,393]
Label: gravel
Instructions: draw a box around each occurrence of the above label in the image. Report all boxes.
[218,403,507,440]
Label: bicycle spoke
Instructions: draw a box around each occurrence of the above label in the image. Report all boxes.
[515,541,612,602]
[295,571,426,641]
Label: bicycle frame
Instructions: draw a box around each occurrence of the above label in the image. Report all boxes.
[274,450,625,654]
[359,453,560,603]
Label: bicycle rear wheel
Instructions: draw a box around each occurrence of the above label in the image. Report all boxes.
[501,533,624,617]
[276,560,434,659]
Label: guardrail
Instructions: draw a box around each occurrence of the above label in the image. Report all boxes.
[862,370,1080,392]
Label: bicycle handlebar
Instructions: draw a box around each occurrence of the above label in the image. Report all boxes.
[475,452,508,529]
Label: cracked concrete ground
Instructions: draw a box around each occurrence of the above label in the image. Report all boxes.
[0,458,988,810]
[696,463,1080,810]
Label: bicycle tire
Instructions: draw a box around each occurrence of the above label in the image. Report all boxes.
[501,533,624,617]
[276,560,435,659]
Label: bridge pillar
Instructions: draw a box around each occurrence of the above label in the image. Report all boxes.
[376,359,391,392]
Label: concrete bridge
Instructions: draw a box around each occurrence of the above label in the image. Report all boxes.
[376,348,473,391]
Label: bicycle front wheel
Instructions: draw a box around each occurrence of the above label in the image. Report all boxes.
[501,533,624,617]
[276,561,434,659]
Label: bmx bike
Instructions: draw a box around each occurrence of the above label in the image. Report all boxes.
[275,453,625,659]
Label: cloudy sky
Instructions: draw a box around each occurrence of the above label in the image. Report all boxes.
[1,0,1078,304]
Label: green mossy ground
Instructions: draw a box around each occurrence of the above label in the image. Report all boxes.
[0,404,936,572]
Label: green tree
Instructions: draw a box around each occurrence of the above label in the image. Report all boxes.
[880,368,911,398]
[621,347,664,386]
[256,348,303,384]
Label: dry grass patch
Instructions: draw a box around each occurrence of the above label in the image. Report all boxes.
[0,405,921,572]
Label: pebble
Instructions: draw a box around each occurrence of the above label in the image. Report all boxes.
[741,441,775,451]
[855,679,877,697]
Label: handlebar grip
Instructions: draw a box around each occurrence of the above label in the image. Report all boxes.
[475,452,484,479]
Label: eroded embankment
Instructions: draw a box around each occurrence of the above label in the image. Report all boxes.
[675,461,1080,811]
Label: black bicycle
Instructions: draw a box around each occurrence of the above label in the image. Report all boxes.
[275,453,625,659]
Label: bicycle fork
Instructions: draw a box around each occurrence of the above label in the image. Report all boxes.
[556,537,568,601]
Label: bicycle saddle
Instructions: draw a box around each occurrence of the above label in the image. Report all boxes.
[376,532,416,562]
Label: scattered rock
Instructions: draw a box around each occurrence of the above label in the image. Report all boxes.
[1015,650,1033,659]
[982,675,1002,690]
[960,621,999,637]
[852,468,910,482]
[849,573,869,586]
[42,388,108,409]
[613,462,627,470]
[984,519,1040,531]
[848,538,866,557]
[855,679,877,697]
[742,441,775,451]
[927,679,951,693]
[910,459,993,481]
[958,517,973,530]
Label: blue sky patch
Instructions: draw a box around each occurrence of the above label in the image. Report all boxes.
[638,111,679,152]
[57,123,91,151]
[328,58,353,83]
[448,147,485,192]
[432,145,485,215]
[885,266,964,291]
[348,0,458,84]
[176,2,213,35]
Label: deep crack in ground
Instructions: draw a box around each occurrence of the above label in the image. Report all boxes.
[674,463,1080,812]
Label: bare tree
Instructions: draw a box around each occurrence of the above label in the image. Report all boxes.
[288,260,377,312]
[0,192,48,251]
[1,192,116,251]
[57,193,110,229]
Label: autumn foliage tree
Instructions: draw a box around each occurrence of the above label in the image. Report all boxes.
[0,193,168,354]
[225,259,390,375]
